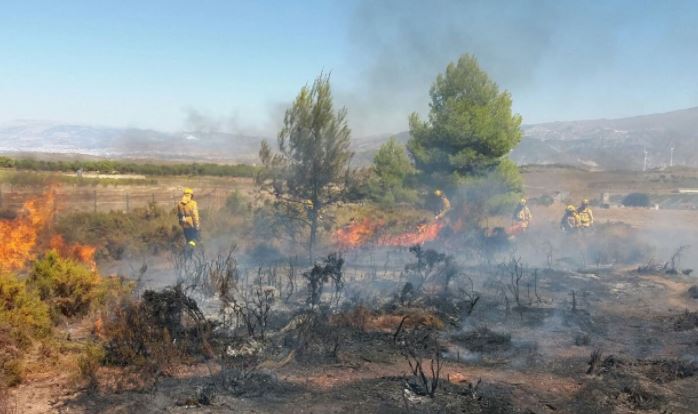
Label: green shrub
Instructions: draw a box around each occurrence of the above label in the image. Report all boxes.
[0,274,52,344]
[622,192,651,207]
[225,190,248,215]
[0,274,52,386]
[0,325,24,386]
[28,251,100,318]
[76,341,105,389]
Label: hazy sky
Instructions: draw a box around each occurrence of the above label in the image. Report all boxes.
[1,0,697,137]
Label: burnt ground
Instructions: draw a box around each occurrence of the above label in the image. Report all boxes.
[10,255,698,414]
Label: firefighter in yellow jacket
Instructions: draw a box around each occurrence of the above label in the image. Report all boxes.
[561,205,579,232]
[513,198,532,230]
[177,188,200,250]
[433,190,451,220]
[577,199,594,228]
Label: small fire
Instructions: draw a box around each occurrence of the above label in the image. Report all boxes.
[0,190,96,272]
[377,221,444,247]
[0,192,54,271]
[335,218,444,249]
[50,234,97,270]
[335,218,380,249]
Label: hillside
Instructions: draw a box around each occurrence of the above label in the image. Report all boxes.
[511,107,698,170]
[4,107,698,170]
[0,120,264,163]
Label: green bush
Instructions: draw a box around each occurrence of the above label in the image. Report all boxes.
[622,192,651,207]
[76,341,106,389]
[225,190,248,215]
[0,274,52,345]
[28,251,100,318]
[0,324,24,386]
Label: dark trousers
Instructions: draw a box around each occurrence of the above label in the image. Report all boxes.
[183,227,199,243]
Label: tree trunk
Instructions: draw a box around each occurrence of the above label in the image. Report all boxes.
[308,207,318,263]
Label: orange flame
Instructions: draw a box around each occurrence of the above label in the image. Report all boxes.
[377,221,444,247]
[0,192,54,271]
[0,190,96,272]
[335,218,379,249]
[335,218,444,249]
[50,234,97,270]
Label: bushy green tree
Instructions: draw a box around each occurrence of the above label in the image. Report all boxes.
[368,137,417,205]
[258,74,353,260]
[407,54,523,218]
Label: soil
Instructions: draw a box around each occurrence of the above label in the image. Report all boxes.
[8,260,697,413]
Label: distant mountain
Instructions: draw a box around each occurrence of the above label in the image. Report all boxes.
[0,120,265,163]
[511,107,698,170]
[4,107,698,170]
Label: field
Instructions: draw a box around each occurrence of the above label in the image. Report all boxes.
[1,165,697,414]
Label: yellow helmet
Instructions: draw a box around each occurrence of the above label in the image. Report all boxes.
[188,240,197,247]
[520,198,527,205]
[183,188,193,195]
[434,189,443,197]
[582,199,589,206]
[566,205,576,212]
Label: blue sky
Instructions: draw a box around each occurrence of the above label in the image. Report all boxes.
[1,0,697,137]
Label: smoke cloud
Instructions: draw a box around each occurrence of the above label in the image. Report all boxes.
[339,0,696,137]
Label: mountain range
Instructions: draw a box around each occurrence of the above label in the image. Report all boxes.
[2,107,698,170]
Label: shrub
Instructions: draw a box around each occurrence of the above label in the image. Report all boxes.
[28,251,100,318]
[622,192,651,207]
[0,274,51,386]
[102,286,210,373]
[225,190,248,215]
[0,324,24,386]
[0,274,51,344]
[76,342,106,390]
[55,205,182,261]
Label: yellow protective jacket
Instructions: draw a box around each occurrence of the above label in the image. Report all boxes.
[177,195,200,229]
[578,207,593,227]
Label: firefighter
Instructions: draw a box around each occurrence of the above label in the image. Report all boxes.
[561,205,579,232]
[434,189,451,220]
[177,188,200,252]
[513,198,532,230]
[578,199,594,228]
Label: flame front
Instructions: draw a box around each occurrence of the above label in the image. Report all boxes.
[50,235,97,270]
[335,218,444,249]
[335,218,378,249]
[0,191,96,272]
[377,221,444,247]
[0,193,54,272]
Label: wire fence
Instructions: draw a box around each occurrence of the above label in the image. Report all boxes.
[0,184,237,216]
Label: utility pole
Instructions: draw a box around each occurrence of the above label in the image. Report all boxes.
[670,146,675,167]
